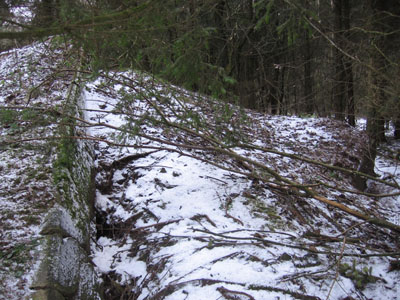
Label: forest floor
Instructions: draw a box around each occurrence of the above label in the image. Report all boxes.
[86,73,400,300]
[0,41,399,300]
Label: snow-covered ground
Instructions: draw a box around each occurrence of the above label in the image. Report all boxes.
[1,42,399,300]
[85,73,400,299]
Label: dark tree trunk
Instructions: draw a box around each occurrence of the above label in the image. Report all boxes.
[269,66,280,115]
[333,0,346,121]
[394,119,400,139]
[209,0,228,68]
[353,0,388,190]
[279,64,286,115]
[345,65,355,126]
[304,33,313,115]
[0,0,10,25]
[33,0,59,26]
[343,0,356,126]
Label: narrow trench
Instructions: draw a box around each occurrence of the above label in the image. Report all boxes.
[91,149,188,299]
[92,152,156,300]
[94,208,160,299]
[94,196,138,299]
[93,176,137,300]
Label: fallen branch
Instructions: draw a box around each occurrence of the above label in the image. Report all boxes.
[309,191,400,233]
[217,286,255,300]
[191,228,400,258]
[130,219,183,233]
[318,181,400,198]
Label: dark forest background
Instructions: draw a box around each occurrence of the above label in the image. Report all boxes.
[1,0,400,179]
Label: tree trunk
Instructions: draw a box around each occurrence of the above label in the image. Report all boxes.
[333,0,346,121]
[353,0,388,190]
[353,114,380,191]
[304,33,313,115]
[0,0,10,25]
[32,0,58,26]
[394,119,400,139]
[343,0,355,126]
[270,66,280,115]
[279,64,286,115]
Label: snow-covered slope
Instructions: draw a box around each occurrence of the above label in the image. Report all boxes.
[85,73,400,300]
[0,41,72,299]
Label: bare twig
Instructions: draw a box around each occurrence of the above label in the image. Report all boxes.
[217,286,255,300]
[326,236,347,300]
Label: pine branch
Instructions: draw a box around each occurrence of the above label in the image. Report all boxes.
[0,1,151,40]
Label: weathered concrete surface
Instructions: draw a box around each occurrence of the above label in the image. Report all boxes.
[40,206,87,247]
[31,236,80,296]
[31,289,66,300]
[30,234,100,300]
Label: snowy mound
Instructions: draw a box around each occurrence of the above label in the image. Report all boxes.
[85,72,400,300]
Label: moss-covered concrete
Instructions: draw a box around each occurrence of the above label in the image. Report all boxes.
[40,206,87,247]
[30,81,101,299]
[30,235,80,296]
[31,288,66,300]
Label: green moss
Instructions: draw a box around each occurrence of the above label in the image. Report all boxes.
[24,143,36,151]
[21,215,41,226]
[36,172,50,181]
[25,167,38,180]
[53,167,69,185]
[339,260,378,289]
[1,239,41,268]
[56,139,76,169]
[21,108,39,122]
[13,177,22,186]
[0,109,18,126]
[34,200,49,210]
[23,167,51,184]
[53,137,77,184]
[76,219,88,236]
[243,195,284,229]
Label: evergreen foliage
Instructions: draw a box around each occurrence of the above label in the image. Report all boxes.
[0,0,399,177]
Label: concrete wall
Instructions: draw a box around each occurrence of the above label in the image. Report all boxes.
[29,80,101,300]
